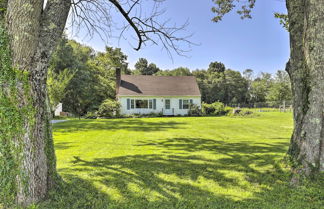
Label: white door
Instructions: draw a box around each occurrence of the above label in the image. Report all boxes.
[164,99,173,115]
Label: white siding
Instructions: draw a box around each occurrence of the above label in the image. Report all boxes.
[54,103,63,116]
[118,96,201,116]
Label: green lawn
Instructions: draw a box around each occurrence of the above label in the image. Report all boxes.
[40,112,323,209]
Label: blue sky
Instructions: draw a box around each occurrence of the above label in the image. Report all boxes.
[69,0,289,74]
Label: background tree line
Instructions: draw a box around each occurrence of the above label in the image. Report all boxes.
[50,38,292,117]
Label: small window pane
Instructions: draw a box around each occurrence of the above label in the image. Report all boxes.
[183,100,189,109]
[136,100,148,108]
[149,100,153,109]
[165,99,170,109]
[131,99,135,109]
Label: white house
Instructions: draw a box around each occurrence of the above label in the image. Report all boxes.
[116,69,201,116]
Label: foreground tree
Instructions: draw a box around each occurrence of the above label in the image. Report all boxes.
[0,0,190,206]
[212,0,324,175]
[285,0,324,175]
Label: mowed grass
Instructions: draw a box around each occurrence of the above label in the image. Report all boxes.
[40,112,323,209]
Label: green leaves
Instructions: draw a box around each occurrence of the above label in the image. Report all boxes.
[211,0,256,22]
[47,68,75,111]
[274,13,289,31]
[134,58,160,75]
[49,38,129,116]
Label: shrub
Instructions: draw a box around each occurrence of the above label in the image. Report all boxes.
[240,109,254,116]
[84,111,98,119]
[202,102,226,116]
[97,99,121,118]
[224,106,234,116]
[188,104,202,116]
[227,108,255,117]
[126,112,163,118]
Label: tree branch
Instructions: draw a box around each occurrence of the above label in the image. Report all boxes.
[69,0,194,57]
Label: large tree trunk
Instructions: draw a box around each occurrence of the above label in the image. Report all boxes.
[286,0,324,175]
[4,0,70,206]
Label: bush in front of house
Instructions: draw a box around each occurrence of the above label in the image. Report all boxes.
[97,99,121,118]
[132,112,164,118]
[188,104,202,116]
[202,102,227,116]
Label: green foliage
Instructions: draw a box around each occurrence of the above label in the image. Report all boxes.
[134,58,160,75]
[193,68,248,104]
[188,104,202,116]
[97,99,121,118]
[47,68,75,112]
[208,61,225,73]
[155,67,192,76]
[227,108,255,117]
[224,106,234,115]
[202,101,226,116]
[211,0,256,22]
[49,39,129,116]
[0,24,18,206]
[55,40,96,116]
[266,70,292,106]
[274,13,289,31]
[127,112,164,118]
[0,24,35,207]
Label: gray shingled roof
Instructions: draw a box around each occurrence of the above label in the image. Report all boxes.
[117,75,201,96]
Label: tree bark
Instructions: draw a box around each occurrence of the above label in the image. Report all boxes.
[5,0,70,206]
[286,0,324,175]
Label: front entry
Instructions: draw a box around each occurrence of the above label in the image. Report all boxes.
[164,99,173,115]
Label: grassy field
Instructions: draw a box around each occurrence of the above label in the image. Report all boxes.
[39,112,323,209]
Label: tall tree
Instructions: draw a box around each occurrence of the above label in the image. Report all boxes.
[266,70,292,106]
[1,0,190,206]
[47,68,75,113]
[208,61,225,73]
[4,1,71,206]
[134,58,149,74]
[285,0,324,175]
[134,58,160,75]
[211,0,324,176]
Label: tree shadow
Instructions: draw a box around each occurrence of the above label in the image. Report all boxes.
[54,142,74,150]
[53,119,187,133]
[136,137,289,155]
[42,137,322,208]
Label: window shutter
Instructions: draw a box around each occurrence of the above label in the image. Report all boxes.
[179,99,182,109]
[127,99,130,110]
[153,99,156,110]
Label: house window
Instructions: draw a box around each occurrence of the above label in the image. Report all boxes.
[165,99,171,109]
[136,100,148,108]
[149,100,153,109]
[179,99,193,109]
[131,99,135,109]
[182,99,190,109]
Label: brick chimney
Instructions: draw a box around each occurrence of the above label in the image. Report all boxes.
[116,67,121,98]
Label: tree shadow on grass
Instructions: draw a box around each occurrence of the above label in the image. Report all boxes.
[136,137,290,154]
[53,119,187,133]
[54,142,74,150]
[41,138,322,209]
